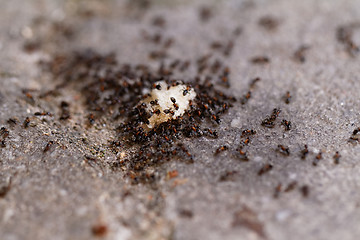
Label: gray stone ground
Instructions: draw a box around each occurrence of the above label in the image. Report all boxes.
[1,0,360,239]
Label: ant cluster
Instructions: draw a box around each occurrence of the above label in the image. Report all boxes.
[118,79,235,180]
[32,10,354,194]
[261,108,281,128]
[261,108,291,131]
[42,48,235,183]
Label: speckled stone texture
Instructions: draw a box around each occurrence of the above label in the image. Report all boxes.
[1,0,360,240]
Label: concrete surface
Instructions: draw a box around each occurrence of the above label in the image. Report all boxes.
[1,0,360,240]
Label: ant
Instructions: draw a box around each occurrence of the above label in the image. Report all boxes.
[241,129,256,137]
[277,144,290,156]
[215,145,228,155]
[60,101,70,120]
[261,108,281,128]
[281,119,291,131]
[251,56,270,64]
[293,45,310,63]
[258,16,279,31]
[284,181,297,192]
[0,127,9,148]
[274,183,282,198]
[313,151,322,166]
[7,118,18,126]
[258,163,273,176]
[300,145,309,160]
[23,117,31,128]
[43,141,55,153]
[88,114,95,125]
[333,151,341,164]
[283,91,291,104]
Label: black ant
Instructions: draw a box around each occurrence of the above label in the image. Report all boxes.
[336,25,360,57]
[150,100,158,105]
[251,56,270,64]
[34,112,52,117]
[59,101,70,120]
[7,118,18,126]
[240,91,251,105]
[277,144,290,156]
[88,114,95,125]
[300,185,309,198]
[284,181,297,192]
[43,141,55,153]
[293,45,310,63]
[281,119,291,131]
[215,145,228,155]
[261,108,281,128]
[300,145,309,160]
[23,117,30,128]
[283,91,291,104]
[151,16,166,28]
[258,16,279,31]
[352,127,360,135]
[333,151,341,164]
[258,163,273,176]
[199,6,212,22]
[219,171,237,181]
[0,127,9,148]
[237,149,249,161]
[241,129,256,137]
[313,151,322,166]
[274,183,282,198]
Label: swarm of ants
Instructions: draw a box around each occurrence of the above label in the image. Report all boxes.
[41,49,236,183]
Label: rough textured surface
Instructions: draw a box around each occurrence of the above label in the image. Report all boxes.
[1,0,360,240]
